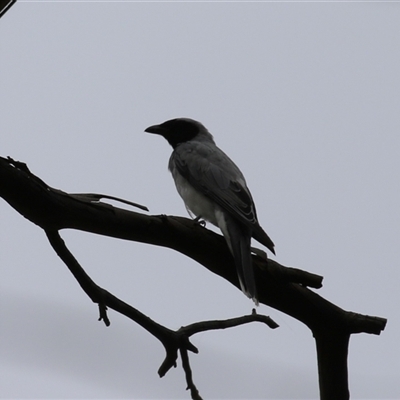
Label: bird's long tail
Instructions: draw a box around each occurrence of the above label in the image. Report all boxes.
[222,218,258,305]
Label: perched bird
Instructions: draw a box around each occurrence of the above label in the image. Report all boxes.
[145,118,275,304]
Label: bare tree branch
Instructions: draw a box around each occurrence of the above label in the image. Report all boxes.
[180,346,203,400]
[0,156,387,400]
[44,228,277,400]
[0,0,16,19]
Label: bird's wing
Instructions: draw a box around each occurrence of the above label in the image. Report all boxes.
[172,141,258,227]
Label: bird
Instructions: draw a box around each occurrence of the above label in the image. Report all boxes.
[145,118,275,304]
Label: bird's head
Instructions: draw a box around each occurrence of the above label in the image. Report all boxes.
[145,118,213,148]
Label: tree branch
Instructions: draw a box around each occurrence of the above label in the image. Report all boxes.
[45,229,176,338]
[0,156,387,399]
[0,0,17,19]
[180,346,202,400]
[44,228,277,399]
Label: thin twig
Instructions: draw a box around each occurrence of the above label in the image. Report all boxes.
[69,192,149,211]
[180,347,203,400]
[179,308,278,337]
[0,0,17,19]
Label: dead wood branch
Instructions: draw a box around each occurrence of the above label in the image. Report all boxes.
[0,0,16,19]
[45,229,277,400]
[0,156,387,400]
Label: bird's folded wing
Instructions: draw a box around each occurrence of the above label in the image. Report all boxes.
[172,142,258,227]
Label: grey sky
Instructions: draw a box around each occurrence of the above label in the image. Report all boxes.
[1,1,399,399]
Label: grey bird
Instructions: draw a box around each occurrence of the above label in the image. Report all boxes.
[145,118,275,304]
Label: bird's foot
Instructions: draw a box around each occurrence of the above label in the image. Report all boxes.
[193,215,207,227]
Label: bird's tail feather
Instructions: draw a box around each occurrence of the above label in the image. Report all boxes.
[252,223,275,255]
[224,220,259,305]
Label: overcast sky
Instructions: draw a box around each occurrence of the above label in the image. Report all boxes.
[1,1,399,399]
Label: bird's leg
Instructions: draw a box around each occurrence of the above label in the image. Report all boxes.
[185,206,207,227]
[193,215,207,227]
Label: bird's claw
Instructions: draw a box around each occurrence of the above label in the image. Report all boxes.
[194,216,207,227]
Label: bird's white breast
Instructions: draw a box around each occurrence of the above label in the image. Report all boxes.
[172,169,221,228]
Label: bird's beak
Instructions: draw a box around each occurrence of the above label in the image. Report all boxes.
[144,124,164,135]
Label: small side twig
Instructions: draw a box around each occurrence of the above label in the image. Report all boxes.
[69,192,149,211]
[0,0,17,19]
[98,303,110,327]
[180,308,279,336]
[180,346,203,400]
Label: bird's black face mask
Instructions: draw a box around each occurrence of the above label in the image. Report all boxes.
[145,118,200,148]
